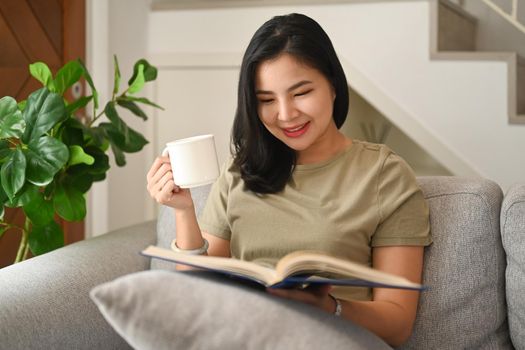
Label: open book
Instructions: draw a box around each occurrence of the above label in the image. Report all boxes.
[141,245,425,290]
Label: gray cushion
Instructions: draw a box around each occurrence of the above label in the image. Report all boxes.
[400,177,512,349]
[151,184,211,271]
[501,183,525,348]
[90,269,391,350]
[0,220,156,350]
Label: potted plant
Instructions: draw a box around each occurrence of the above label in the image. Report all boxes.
[0,56,162,264]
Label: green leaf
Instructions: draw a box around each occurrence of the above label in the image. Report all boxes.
[68,145,94,166]
[54,60,83,95]
[98,124,126,166]
[0,225,7,238]
[83,126,107,149]
[22,88,68,143]
[17,100,27,111]
[0,147,26,200]
[102,104,148,152]
[4,184,39,208]
[122,126,148,152]
[113,55,121,95]
[86,146,110,174]
[54,181,86,221]
[68,146,109,176]
[109,141,126,166]
[128,59,157,84]
[22,189,54,226]
[59,120,84,146]
[29,62,55,91]
[69,173,94,193]
[0,96,25,139]
[0,140,12,162]
[28,221,64,256]
[117,99,147,120]
[127,64,145,94]
[104,102,126,132]
[0,184,7,220]
[119,96,164,110]
[78,59,99,109]
[25,136,69,186]
[0,182,6,203]
[66,95,93,114]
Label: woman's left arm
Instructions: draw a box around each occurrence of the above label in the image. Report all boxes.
[342,246,424,347]
[267,246,424,347]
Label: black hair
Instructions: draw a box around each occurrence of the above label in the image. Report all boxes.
[231,13,349,194]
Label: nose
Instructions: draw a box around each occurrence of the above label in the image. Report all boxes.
[277,98,299,122]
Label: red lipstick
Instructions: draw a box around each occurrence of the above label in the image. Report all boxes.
[282,122,310,138]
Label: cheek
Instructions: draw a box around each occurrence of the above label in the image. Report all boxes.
[297,97,332,120]
[258,105,277,125]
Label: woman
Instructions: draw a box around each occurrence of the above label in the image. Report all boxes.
[146,13,431,347]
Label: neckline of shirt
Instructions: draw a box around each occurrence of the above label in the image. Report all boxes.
[294,140,361,172]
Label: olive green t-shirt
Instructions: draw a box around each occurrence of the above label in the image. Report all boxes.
[198,140,431,301]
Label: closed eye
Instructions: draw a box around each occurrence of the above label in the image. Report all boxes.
[294,89,312,97]
[258,98,274,104]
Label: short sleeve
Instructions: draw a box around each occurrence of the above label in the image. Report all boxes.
[198,160,233,240]
[371,153,432,247]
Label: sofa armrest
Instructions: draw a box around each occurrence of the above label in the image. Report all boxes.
[501,183,525,349]
[0,220,156,350]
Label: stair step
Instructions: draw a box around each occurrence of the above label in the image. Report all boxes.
[438,0,477,51]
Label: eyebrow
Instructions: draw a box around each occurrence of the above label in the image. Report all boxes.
[255,80,313,95]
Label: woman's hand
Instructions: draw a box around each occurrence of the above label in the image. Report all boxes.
[146,156,193,210]
[266,284,337,314]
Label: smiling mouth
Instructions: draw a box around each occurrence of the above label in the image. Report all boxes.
[282,122,310,138]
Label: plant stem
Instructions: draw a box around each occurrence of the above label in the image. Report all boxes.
[23,239,30,260]
[87,109,105,127]
[14,217,31,264]
[87,91,127,127]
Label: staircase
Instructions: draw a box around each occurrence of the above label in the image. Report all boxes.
[435,0,525,123]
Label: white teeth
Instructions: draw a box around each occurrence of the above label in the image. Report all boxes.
[287,124,305,132]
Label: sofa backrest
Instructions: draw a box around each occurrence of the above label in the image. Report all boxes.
[501,183,525,349]
[154,177,514,348]
[400,177,512,349]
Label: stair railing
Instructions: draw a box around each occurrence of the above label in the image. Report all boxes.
[480,0,525,35]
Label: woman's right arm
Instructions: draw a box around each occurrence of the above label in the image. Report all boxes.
[146,156,231,261]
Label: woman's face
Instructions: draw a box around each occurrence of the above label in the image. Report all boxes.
[255,54,339,162]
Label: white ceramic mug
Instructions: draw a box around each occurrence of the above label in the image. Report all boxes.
[162,134,220,188]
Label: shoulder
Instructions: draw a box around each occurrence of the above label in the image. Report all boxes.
[351,140,416,181]
[351,140,399,168]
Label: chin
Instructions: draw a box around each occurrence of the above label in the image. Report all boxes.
[281,139,311,152]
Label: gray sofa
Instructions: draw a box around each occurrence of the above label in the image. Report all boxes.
[0,176,524,349]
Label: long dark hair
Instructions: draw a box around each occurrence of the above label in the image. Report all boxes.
[232,13,349,194]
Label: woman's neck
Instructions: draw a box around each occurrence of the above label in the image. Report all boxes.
[296,131,352,165]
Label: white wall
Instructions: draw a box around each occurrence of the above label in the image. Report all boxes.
[86,0,154,236]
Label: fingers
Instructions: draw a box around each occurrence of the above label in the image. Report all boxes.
[146,157,180,204]
[266,284,333,311]
[147,157,172,193]
[304,284,332,297]
[146,156,170,181]
[155,179,176,204]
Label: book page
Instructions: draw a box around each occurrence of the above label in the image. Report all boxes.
[142,246,277,285]
[276,251,422,289]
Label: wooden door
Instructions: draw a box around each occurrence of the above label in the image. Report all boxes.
[0,0,85,268]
